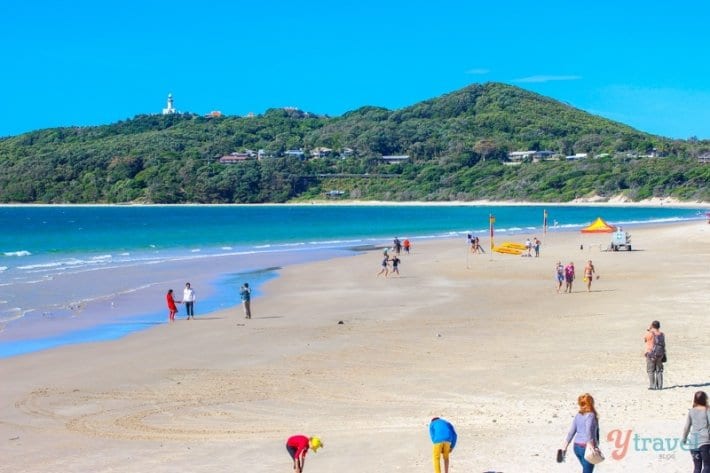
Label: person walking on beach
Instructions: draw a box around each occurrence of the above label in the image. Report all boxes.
[183,282,196,319]
[393,237,402,255]
[644,320,666,390]
[555,262,565,293]
[239,282,251,319]
[561,393,601,473]
[403,238,411,254]
[286,434,323,473]
[682,391,710,473]
[525,237,532,257]
[583,260,597,292]
[429,417,457,473]
[376,254,390,278]
[391,255,401,276]
[534,237,541,257]
[564,262,576,293]
[166,289,180,322]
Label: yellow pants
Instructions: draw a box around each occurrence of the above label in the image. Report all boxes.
[432,441,451,473]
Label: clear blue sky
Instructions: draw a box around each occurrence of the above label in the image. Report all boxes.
[2,1,709,139]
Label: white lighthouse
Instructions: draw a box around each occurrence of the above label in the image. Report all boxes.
[162,93,176,115]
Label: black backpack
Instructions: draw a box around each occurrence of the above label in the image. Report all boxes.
[650,332,666,361]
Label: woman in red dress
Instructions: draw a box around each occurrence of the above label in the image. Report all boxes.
[166,289,179,321]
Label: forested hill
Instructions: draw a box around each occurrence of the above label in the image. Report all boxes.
[0,82,708,203]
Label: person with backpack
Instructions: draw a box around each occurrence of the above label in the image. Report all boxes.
[643,320,666,390]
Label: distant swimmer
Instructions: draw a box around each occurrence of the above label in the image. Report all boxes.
[286,435,323,473]
[430,417,457,473]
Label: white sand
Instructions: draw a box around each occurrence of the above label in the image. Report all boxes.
[1,221,709,472]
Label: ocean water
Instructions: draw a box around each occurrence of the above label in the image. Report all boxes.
[0,204,705,358]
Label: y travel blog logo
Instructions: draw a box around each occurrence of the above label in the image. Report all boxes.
[607,429,700,461]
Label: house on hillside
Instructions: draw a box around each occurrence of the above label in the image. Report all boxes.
[284,149,305,159]
[380,155,410,163]
[340,147,354,158]
[219,152,253,164]
[508,150,555,163]
[565,153,588,161]
[311,147,333,158]
[698,152,710,164]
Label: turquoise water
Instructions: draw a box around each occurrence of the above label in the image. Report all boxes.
[0,204,705,357]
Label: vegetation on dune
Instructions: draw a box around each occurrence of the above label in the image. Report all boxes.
[0,82,708,203]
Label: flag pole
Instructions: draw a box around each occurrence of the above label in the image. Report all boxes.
[489,213,495,261]
[543,209,548,236]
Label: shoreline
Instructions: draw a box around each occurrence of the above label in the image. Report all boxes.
[1,198,708,208]
[0,219,708,471]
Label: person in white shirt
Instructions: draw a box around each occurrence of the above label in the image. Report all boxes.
[183,282,196,319]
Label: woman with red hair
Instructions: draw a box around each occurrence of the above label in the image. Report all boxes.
[561,393,601,472]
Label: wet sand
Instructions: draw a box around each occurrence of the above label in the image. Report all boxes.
[1,221,709,472]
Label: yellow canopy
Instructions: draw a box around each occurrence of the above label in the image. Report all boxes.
[581,217,616,234]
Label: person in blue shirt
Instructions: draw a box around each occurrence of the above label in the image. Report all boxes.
[429,417,457,473]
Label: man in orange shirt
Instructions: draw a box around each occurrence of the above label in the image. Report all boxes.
[644,320,666,390]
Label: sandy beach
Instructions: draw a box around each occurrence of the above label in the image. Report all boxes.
[1,221,709,472]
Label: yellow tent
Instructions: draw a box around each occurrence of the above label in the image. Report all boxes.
[580,217,616,234]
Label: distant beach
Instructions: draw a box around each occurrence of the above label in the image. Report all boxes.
[0,204,707,358]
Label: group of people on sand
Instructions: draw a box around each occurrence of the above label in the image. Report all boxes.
[467,234,485,254]
[165,281,252,321]
[165,282,197,321]
[562,390,708,473]
[524,236,542,257]
[376,237,409,278]
[555,260,597,293]
[285,417,458,473]
[561,320,708,473]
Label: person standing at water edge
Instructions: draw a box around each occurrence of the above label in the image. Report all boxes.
[166,289,179,322]
[240,282,251,319]
[183,282,196,319]
[562,393,601,473]
[429,417,457,473]
[285,435,323,473]
[644,320,666,390]
[682,391,710,473]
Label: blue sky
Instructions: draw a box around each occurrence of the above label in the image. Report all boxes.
[2,1,709,139]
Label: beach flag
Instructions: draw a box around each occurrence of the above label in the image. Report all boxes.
[489,213,495,251]
[543,209,548,235]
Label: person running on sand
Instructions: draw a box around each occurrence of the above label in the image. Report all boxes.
[166,289,180,322]
[682,391,710,473]
[561,393,601,473]
[555,262,565,293]
[286,435,323,473]
[583,260,596,292]
[564,262,575,293]
[390,255,401,276]
[376,255,389,278]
